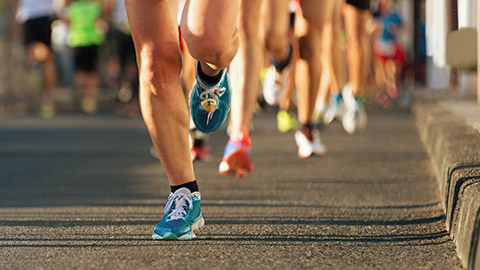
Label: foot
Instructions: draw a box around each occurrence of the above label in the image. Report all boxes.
[295,127,327,159]
[219,126,253,178]
[39,102,55,119]
[262,46,294,106]
[190,62,231,133]
[152,188,204,240]
[80,97,98,115]
[313,100,327,125]
[323,93,344,125]
[262,65,294,106]
[342,84,367,135]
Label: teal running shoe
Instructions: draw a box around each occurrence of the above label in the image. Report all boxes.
[190,62,231,133]
[152,188,204,240]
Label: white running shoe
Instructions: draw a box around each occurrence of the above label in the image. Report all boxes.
[323,93,344,124]
[342,84,367,135]
[295,128,327,159]
[313,100,327,124]
[262,65,292,106]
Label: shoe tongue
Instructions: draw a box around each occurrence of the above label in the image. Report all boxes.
[174,187,192,196]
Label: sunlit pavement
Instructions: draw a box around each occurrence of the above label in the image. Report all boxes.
[0,108,462,269]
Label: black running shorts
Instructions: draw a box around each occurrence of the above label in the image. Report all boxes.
[23,16,53,47]
[73,45,99,72]
[346,0,371,10]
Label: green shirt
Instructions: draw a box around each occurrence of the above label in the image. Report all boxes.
[67,0,104,47]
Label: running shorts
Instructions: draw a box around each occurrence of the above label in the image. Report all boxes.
[73,45,99,72]
[374,42,407,67]
[346,0,371,10]
[23,16,53,47]
[107,27,136,69]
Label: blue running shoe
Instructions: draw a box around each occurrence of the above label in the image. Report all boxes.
[190,62,231,133]
[152,188,204,240]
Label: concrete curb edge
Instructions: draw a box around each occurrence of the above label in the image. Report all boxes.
[413,97,480,270]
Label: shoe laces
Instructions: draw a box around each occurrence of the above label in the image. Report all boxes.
[164,192,193,220]
[199,84,226,125]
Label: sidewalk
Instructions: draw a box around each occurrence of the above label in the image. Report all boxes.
[414,89,480,270]
[0,102,464,269]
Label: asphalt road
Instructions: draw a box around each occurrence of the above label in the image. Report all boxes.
[0,108,463,269]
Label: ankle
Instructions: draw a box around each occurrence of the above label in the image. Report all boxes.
[197,62,223,85]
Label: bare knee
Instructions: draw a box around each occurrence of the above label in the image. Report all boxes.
[138,44,182,97]
[181,23,234,67]
[298,29,321,61]
[264,30,288,56]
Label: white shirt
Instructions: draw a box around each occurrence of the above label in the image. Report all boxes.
[112,0,128,26]
[17,0,54,23]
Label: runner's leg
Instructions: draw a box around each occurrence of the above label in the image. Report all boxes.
[229,0,264,137]
[125,0,194,186]
[218,0,263,178]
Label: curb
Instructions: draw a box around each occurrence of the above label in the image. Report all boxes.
[414,91,480,270]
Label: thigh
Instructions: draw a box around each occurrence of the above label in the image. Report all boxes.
[343,3,361,40]
[344,1,371,31]
[238,0,263,35]
[300,0,335,29]
[264,0,290,39]
[125,0,180,68]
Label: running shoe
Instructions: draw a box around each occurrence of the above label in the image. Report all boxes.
[323,93,344,124]
[262,64,293,106]
[189,128,211,161]
[39,102,55,119]
[277,110,297,133]
[219,126,253,178]
[295,127,327,159]
[190,62,231,133]
[80,97,98,115]
[191,146,211,161]
[313,100,327,125]
[342,84,367,135]
[152,188,204,240]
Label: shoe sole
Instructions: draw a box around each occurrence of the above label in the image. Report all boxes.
[218,148,253,178]
[298,151,328,159]
[152,216,205,241]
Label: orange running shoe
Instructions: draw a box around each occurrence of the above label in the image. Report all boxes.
[218,126,253,178]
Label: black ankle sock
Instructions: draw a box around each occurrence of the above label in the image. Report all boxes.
[171,181,199,193]
[302,123,314,131]
[197,63,222,85]
[273,44,293,72]
[193,139,204,147]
